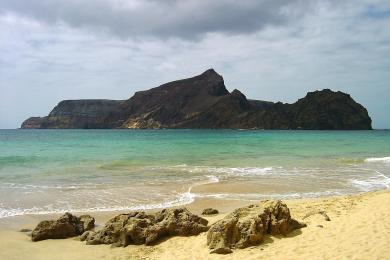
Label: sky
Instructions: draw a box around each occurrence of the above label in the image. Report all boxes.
[0,0,389,129]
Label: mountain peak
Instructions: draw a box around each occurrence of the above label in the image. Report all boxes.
[199,68,222,79]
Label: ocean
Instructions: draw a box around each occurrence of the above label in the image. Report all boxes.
[0,129,389,219]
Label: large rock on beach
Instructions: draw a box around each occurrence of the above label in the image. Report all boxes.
[207,200,306,254]
[83,208,208,246]
[31,213,95,242]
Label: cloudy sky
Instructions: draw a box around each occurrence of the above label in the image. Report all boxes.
[0,0,389,128]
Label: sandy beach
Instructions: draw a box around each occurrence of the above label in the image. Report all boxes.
[0,189,389,260]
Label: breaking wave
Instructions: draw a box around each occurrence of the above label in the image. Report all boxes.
[0,175,220,219]
[350,170,390,192]
[364,156,390,163]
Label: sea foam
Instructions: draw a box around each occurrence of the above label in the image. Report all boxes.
[0,175,220,219]
[350,171,390,192]
[364,156,390,163]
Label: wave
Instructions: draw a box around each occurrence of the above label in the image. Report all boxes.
[350,170,390,192]
[0,183,84,190]
[194,190,345,201]
[0,191,196,219]
[159,165,276,177]
[0,175,220,219]
[364,156,390,163]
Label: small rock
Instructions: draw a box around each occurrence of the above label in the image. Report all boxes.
[202,208,219,215]
[210,247,233,254]
[317,225,324,228]
[20,228,32,232]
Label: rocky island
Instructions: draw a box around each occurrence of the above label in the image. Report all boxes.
[21,69,372,129]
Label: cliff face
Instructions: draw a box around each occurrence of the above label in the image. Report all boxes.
[21,69,372,130]
[22,100,124,129]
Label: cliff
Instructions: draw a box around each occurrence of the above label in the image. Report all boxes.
[22,100,124,129]
[21,69,372,130]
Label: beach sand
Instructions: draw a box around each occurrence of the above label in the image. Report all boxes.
[1,189,390,260]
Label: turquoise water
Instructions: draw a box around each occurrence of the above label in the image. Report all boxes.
[0,129,390,218]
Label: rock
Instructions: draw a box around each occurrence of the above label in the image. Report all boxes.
[85,208,208,247]
[207,200,305,254]
[79,215,95,231]
[21,117,44,129]
[210,247,233,254]
[22,100,124,129]
[202,208,219,215]
[80,231,93,241]
[21,70,372,130]
[31,213,95,242]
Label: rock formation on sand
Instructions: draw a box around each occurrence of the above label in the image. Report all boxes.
[31,213,95,242]
[207,200,306,254]
[82,208,209,246]
[29,202,305,254]
[202,208,219,215]
[21,69,372,130]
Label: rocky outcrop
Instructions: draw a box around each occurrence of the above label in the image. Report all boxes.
[202,208,219,215]
[22,100,124,129]
[21,69,372,130]
[31,213,95,242]
[207,200,306,254]
[82,208,208,246]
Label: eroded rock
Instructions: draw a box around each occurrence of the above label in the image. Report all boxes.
[207,200,305,254]
[31,213,95,242]
[85,208,208,247]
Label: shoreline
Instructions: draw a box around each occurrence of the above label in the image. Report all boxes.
[1,189,390,259]
[0,188,375,230]
[0,188,386,229]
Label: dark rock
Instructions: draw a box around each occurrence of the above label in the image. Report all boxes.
[210,247,233,254]
[207,200,305,254]
[21,117,44,129]
[85,208,208,247]
[21,69,372,130]
[31,213,95,242]
[202,208,219,215]
[22,100,124,129]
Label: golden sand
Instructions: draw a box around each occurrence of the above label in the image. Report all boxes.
[1,189,390,260]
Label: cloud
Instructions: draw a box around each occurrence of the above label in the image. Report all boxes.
[0,0,321,40]
[0,0,390,128]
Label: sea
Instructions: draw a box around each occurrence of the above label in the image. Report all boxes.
[0,129,389,219]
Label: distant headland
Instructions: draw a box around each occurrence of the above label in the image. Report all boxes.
[21,69,372,130]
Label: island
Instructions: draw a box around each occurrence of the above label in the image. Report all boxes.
[21,69,372,130]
